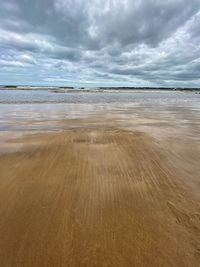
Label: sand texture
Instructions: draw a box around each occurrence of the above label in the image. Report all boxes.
[0,125,200,267]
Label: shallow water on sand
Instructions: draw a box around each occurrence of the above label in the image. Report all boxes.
[0,90,200,132]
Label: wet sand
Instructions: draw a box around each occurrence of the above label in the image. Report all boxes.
[0,112,200,266]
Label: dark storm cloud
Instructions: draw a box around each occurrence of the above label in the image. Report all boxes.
[0,0,200,86]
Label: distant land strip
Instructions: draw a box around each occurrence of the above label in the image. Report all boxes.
[0,85,200,92]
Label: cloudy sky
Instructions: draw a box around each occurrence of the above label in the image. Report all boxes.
[0,0,200,87]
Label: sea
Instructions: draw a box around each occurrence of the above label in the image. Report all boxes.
[0,89,199,132]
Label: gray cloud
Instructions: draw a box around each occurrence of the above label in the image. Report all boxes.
[0,0,200,86]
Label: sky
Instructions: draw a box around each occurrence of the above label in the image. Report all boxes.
[0,0,200,87]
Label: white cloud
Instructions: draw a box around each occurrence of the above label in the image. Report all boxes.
[0,0,200,86]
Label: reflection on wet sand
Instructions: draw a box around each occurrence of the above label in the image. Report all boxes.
[0,100,200,267]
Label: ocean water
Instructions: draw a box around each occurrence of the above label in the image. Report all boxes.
[0,89,200,106]
[0,89,199,132]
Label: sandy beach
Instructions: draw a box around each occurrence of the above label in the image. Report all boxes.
[0,123,200,266]
[0,91,200,266]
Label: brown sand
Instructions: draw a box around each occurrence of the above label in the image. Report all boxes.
[0,126,200,266]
